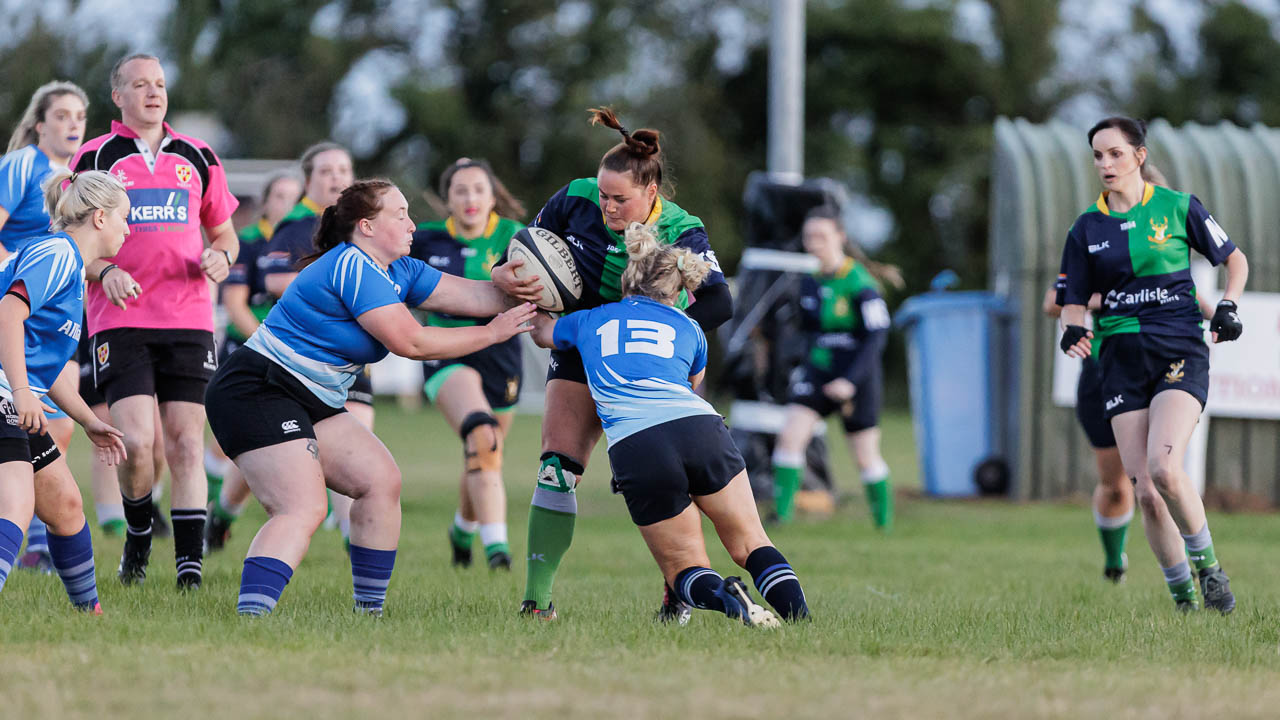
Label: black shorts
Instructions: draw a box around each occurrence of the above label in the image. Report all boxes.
[607,414,746,527]
[786,362,883,433]
[218,334,247,365]
[546,347,587,385]
[205,348,346,459]
[75,327,105,407]
[1099,332,1210,420]
[1075,357,1116,449]
[425,339,523,410]
[91,328,217,406]
[347,368,374,407]
[0,396,61,472]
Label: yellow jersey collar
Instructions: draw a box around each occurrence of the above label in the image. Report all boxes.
[602,196,663,232]
[256,217,274,240]
[301,195,323,216]
[1095,182,1155,216]
[445,212,500,241]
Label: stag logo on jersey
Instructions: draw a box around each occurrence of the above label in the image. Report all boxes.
[175,164,194,185]
[1148,217,1170,246]
[484,248,501,274]
[1165,359,1185,384]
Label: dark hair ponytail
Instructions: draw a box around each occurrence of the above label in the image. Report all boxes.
[589,106,670,197]
[803,205,905,290]
[301,178,395,267]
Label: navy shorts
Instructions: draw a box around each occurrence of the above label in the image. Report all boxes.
[1099,333,1210,420]
[91,328,217,406]
[0,396,61,473]
[786,362,883,433]
[425,338,522,410]
[546,347,587,385]
[607,414,746,527]
[205,348,345,459]
[1075,357,1116,449]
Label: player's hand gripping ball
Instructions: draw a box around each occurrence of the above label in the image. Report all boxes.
[507,227,583,313]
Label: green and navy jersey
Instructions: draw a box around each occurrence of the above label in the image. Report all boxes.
[798,258,890,381]
[223,217,276,341]
[262,196,323,279]
[1057,183,1236,340]
[409,212,522,327]
[530,178,725,310]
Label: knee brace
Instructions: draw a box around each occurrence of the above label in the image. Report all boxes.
[536,451,583,494]
[460,412,501,473]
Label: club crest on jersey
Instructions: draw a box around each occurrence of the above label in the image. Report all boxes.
[175,164,194,185]
[1165,359,1185,383]
[484,248,501,274]
[1148,217,1170,246]
[96,342,109,367]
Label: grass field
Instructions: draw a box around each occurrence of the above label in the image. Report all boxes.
[5,402,1280,719]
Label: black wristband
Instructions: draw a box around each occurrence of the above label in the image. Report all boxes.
[221,249,233,266]
[5,289,30,309]
[1060,324,1089,354]
[98,264,120,283]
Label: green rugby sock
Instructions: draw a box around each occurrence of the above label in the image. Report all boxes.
[772,464,802,523]
[863,477,893,531]
[450,524,476,551]
[523,454,581,609]
[1094,507,1132,570]
[1181,524,1219,572]
[484,542,511,560]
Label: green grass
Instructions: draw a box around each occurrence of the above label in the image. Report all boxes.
[5,403,1280,719]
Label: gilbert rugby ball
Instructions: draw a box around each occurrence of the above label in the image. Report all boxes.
[508,227,583,312]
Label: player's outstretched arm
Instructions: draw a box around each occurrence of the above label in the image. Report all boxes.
[358,301,535,361]
[419,273,526,317]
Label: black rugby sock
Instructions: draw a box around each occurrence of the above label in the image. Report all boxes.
[745,546,809,620]
[122,492,154,552]
[171,507,206,586]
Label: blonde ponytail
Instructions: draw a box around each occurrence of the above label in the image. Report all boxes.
[620,222,709,302]
[42,169,128,232]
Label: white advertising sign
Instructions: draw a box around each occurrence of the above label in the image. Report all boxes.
[1205,291,1280,419]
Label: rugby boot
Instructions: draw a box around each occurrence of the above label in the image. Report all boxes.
[487,551,512,571]
[715,576,780,628]
[205,504,232,553]
[449,530,472,568]
[1103,553,1127,584]
[1199,565,1235,614]
[17,549,54,574]
[518,599,557,621]
[657,583,692,626]
[117,535,150,585]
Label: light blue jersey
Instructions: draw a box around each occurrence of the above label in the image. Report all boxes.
[552,295,717,446]
[0,233,84,397]
[0,145,60,252]
[245,243,442,407]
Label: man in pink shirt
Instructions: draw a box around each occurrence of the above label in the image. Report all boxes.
[72,53,239,590]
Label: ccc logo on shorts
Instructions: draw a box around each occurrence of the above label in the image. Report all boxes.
[281,420,300,434]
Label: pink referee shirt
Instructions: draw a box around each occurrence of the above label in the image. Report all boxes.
[72,120,238,334]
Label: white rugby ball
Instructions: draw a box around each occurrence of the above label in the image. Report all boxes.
[508,226,583,313]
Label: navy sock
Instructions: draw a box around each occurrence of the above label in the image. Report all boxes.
[350,545,396,611]
[238,556,294,615]
[745,546,809,620]
[170,507,206,583]
[25,514,48,553]
[47,520,98,609]
[0,518,22,593]
[673,566,727,614]
[122,492,154,550]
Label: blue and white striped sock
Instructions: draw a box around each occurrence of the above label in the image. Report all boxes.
[673,565,726,613]
[0,518,23,593]
[745,546,809,620]
[237,556,294,616]
[47,520,98,609]
[25,513,48,554]
[349,545,396,612]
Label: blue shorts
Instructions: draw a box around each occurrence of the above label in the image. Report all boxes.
[1099,332,1210,420]
[1075,357,1116,449]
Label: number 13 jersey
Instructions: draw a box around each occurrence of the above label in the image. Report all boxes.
[552,295,718,446]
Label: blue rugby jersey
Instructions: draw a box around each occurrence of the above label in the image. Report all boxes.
[245,243,442,407]
[0,233,84,396]
[552,295,718,446]
[531,178,725,310]
[0,145,59,252]
[1057,183,1236,340]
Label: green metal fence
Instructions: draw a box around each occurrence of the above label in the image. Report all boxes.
[991,118,1280,503]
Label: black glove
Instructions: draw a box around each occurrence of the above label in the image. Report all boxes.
[1060,324,1089,355]
[1210,300,1243,342]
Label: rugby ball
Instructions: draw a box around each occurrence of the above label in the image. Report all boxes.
[508,227,583,313]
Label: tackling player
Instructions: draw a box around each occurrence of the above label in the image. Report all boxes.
[73,53,240,589]
[410,158,526,571]
[1058,116,1248,613]
[204,180,534,616]
[528,223,808,626]
[491,107,733,619]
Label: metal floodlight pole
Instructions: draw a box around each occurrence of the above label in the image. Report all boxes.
[768,0,805,183]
